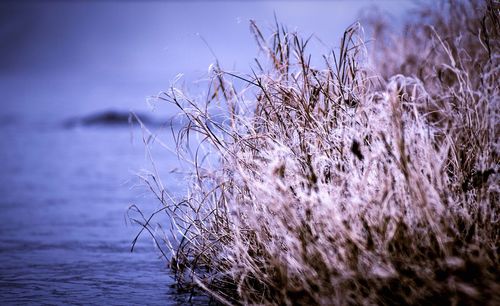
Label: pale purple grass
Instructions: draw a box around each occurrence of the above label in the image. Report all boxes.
[136,1,498,304]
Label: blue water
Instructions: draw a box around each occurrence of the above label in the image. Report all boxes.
[0,121,196,304]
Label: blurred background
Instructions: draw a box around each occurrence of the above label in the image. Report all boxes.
[0,0,416,304]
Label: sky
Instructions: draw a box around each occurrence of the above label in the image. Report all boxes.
[0,0,418,122]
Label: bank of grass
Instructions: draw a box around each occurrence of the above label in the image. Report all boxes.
[137,0,498,304]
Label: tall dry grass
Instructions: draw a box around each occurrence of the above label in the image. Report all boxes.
[134,0,499,304]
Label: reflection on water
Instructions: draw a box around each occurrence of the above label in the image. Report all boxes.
[0,122,200,304]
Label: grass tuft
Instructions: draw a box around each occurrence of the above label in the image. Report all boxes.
[136,1,499,304]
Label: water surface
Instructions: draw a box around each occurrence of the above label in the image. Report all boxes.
[0,122,195,304]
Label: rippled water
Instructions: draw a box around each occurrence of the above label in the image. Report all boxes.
[0,121,201,304]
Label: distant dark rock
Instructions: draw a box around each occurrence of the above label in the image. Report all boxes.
[63,110,165,128]
[84,111,130,125]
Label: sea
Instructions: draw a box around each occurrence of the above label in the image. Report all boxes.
[0,115,205,304]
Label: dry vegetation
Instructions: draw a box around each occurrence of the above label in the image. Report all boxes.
[134,0,499,304]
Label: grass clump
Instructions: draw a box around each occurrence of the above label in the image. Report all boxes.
[136,0,498,304]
